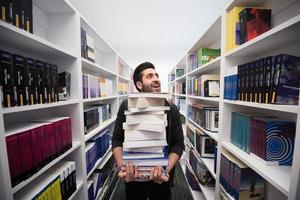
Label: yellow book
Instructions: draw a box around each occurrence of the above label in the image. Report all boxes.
[225,12,230,52]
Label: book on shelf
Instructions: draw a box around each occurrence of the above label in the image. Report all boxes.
[35,60,46,104]
[87,180,94,200]
[185,163,201,191]
[176,81,186,94]
[220,152,265,200]
[118,81,129,95]
[176,68,185,77]
[196,48,221,68]
[186,123,196,147]
[189,148,215,186]
[0,50,14,107]
[13,54,26,106]
[188,74,220,97]
[22,0,33,33]
[195,128,216,158]
[250,117,295,166]
[44,63,52,103]
[224,66,238,100]
[188,52,198,72]
[0,0,10,22]
[58,71,71,101]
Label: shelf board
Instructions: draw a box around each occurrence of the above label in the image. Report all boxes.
[185,136,216,179]
[12,141,81,194]
[225,0,264,12]
[223,99,299,114]
[219,184,235,200]
[118,75,132,82]
[185,159,215,200]
[87,147,112,179]
[83,96,118,103]
[179,110,186,117]
[187,57,221,76]
[118,94,129,98]
[68,181,84,200]
[0,20,76,59]
[179,159,205,200]
[84,117,116,141]
[2,99,79,114]
[225,14,300,58]
[82,58,117,77]
[168,80,176,85]
[187,95,220,102]
[175,94,187,98]
[175,75,186,82]
[187,117,218,142]
[222,142,291,196]
[95,167,115,200]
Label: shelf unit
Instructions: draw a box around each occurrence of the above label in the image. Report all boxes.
[0,0,133,199]
[168,0,300,199]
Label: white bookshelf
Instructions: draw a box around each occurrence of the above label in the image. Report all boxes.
[0,0,133,199]
[169,1,300,199]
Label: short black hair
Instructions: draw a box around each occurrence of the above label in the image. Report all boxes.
[133,62,155,92]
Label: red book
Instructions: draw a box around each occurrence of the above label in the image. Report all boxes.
[40,125,50,162]
[45,123,56,158]
[54,120,63,154]
[18,130,34,177]
[6,135,22,185]
[30,126,43,169]
[61,119,68,150]
[66,118,72,147]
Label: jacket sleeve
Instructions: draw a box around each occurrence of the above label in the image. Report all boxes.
[112,101,126,149]
[168,104,184,158]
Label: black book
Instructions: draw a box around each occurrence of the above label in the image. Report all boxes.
[239,8,248,44]
[13,54,26,106]
[51,65,58,102]
[264,56,273,103]
[44,63,52,103]
[25,57,37,105]
[248,62,255,102]
[254,60,260,103]
[204,80,220,97]
[258,58,265,103]
[21,0,32,33]
[12,0,21,28]
[243,64,249,101]
[58,71,71,101]
[0,50,14,107]
[0,0,10,22]
[35,60,45,104]
[271,54,300,105]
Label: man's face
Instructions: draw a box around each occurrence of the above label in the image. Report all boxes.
[137,68,161,92]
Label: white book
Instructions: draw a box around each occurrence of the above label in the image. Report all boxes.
[123,158,168,167]
[128,97,165,108]
[127,106,170,113]
[122,152,165,160]
[123,122,166,132]
[123,140,167,149]
[126,114,167,124]
[123,146,164,153]
[86,33,95,50]
[125,110,165,115]
[124,129,166,142]
[128,92,171,99]
[200,74,220,96]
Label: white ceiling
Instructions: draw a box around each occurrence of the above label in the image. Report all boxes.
[69,0,230,91]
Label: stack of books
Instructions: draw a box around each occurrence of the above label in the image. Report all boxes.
[122,93,171,180]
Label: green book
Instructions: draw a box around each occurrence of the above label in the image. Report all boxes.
[197,48,221,68]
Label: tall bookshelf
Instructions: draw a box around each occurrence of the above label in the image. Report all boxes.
[0,0,133,199]
[169,0,300,199]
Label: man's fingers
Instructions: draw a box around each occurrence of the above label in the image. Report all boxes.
[157,166,162,177]
[150,167,154,180]
[161,175,169,182]
[134,166,139,178]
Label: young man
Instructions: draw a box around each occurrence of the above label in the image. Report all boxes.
[112,62,184,200]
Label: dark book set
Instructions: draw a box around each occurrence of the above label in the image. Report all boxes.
[231,112,295,166]
[188,148,215,186]
[85,125,113,174]
[224,54,300,105]
[88,155,115,200]
[81,28,95,62]
[188,75,220,97]
[185,164,201,191]
[84,104,111,134]
[6,117,73,187]
[220,152,265,200]
[176,81,186,94]
[0,0,33,33]
[0,50,71,108]
[187,103,219,132]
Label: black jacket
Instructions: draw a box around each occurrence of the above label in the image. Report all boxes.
[112,99,184,185]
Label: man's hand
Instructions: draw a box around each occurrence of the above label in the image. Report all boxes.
[150,166,169,184]
[118,162,140,182]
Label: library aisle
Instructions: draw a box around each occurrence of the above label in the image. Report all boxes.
[0,0,299,200]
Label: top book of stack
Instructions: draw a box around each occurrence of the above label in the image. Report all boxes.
[128,93,171,109]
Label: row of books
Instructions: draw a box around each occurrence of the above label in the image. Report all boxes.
[6,117,72,187]
[187,103,219,132]
[175,98,186,115]
[81,28,95,62]
[118,81,129,95]
[231,112,295,166]
[224,54,300,105]
[188,48,220,71]
[176,68,185,78]
[83,104,111,134]
[185,163,201,191]
[15,161,77,200]
[85,126,112,174]
[122,93,170,180]
[87,156,115,200]
[188,74,220,97]
[220,152,265,200]
[226,7,271,52]
[169,73,175,82]
[82,73,113,99]
[118,61,131,78]
[176,81,186,95]
[186,123,216,158]
[188,148,215,186]
[0,0,33,33]
[0,50,71,107]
